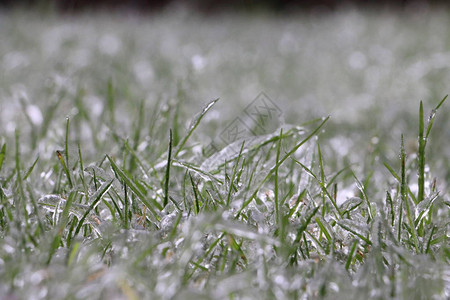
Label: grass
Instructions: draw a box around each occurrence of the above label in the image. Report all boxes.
[0,9,449,300]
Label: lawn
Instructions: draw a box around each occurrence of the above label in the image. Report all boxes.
[0,7,449,299]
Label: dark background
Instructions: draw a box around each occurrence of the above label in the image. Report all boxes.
[0,0,447,13]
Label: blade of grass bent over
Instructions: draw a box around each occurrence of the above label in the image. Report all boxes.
[174,98,219,158]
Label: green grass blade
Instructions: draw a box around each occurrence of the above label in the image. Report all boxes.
[23,155,39,181]
[73,179,113,237]
[0,143,5,172]
[78,144,87,192]
[352,171,373,221]
[274,129,282,232]
[336,222,371,245]
[293,206,320,245]
[47,191,77,264]
[56,150,73,189]
[163,129,173,208]
[316,216,333,243]
[15,130,28,224]
[384,162,401,182]
[292,158,340,214]
[226,142,245,207]
[386,191,395,227]
[67,242,81,267]
[189,173,200,215]
[345,239,358,270]
[237,116,330,217]
[401,135,419,252]
[426,95,448,139]
[107,155,162,217]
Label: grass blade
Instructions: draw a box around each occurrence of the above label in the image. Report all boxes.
[345,239,358,270]
[401,135,419,252]
[23,155,39,181]
[0,143,5,172]
[107,155,162,218]
[174,98,219,157]
[73,179,113,237]
[163,129,173,208]
[47,191,77,264]
[237,116,330,217]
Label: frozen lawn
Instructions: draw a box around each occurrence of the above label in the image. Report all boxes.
[0,8,449,299]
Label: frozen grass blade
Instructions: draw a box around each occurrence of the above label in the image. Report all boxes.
[425,95,447,139]
[386,191,395,227]
[123,183,129,229]
[317,143,327,215]
[336,222,371,245]
[315,216,333,243]
[292,157,340,215]
[174,98,219,157]
[401,135,419,252]
[384,162,417,203]
[424,226,437,254]
[107,155,162,218]
[163,129,173,208]
[237,116,330,217]
[67,242,81,267]
[78,144,87,192]
[418,96,447,203]
[55,118,73,189]
[47,191,77,264]
[73,179,113,237]
[352,171,373,221]
[274,129,282,236]
[124,141,157,181]
[173,159,223,184]
[189,173,201,214]
[14,129,31,226]
[289,205,320,264]
[345,239,358,270]
[226,142,245,207]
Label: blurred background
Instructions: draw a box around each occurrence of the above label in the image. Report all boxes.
[1,0,449,13]
[1,0,449,184]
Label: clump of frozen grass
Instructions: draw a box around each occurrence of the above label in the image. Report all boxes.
[0,89,448,299]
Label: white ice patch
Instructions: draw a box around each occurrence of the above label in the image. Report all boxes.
[191,54,206,71]
[26,105,43,126]
[336,184,356,206]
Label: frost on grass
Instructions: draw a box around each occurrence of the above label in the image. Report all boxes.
[0,9,449,300]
